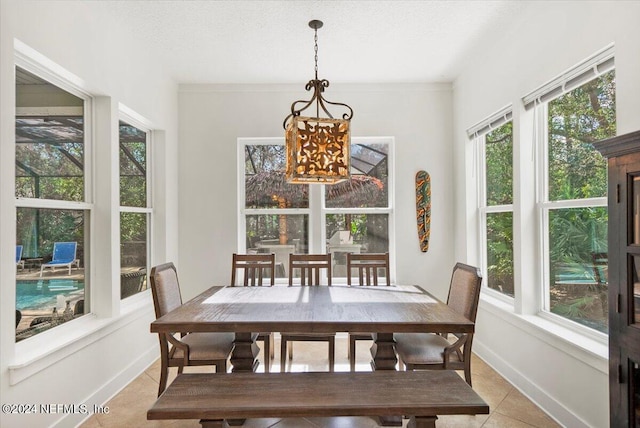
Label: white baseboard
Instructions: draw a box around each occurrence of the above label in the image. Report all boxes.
[51,346,158,428]
[473,340,592,428]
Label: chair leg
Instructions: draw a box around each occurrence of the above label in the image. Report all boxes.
[329,337,335,372]
[178,365,184,374]
[289,342,293,360]
[464,365,472,386]
[262,337,270,373]
[280,337,287,373]
[349,336,356,371]
[158,364,169,397]
[269,334,275,359]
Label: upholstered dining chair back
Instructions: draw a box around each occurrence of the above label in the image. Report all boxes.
[151,262,183,318]
[446,262,482,323]
[347,252,390,286]
[231,253,275,286]
[289,253,332,286]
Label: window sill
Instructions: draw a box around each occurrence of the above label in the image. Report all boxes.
[479,293,608,374]
[9,291,154,385]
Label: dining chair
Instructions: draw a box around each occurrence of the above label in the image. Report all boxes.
[394,262,482,386]
[150,262,234,396]
[346,252,390,371]
[281,253,335,372]
[231,253,275,372]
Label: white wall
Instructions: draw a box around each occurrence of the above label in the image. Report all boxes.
[0,1,179,427]
[177,83,454,300]
[453,2,640,427]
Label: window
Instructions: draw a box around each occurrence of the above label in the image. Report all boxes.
[15,66,91,341]
[119,119,151,299]
[517,46,615,334]
[467,106,515,297]
[324,141,391,278]
[239,137,393,283]
[474,114,514,298]
[538,69,614,334]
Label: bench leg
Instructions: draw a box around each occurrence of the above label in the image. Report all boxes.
[200,419,229,428]
[408,416,437,428]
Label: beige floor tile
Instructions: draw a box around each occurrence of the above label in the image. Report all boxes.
[482,412,538,427]
[436,413,489,428]
[95,371,197,428]
[80,414,103,428]
[494,388,560,428]
[271,418,318,427]
[469,371,514,410]
[240,418,283,428]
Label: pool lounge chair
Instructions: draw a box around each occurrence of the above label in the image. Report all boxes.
[16,245,24,270]
[40,242,79,277]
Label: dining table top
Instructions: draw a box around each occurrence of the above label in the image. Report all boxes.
[150,284,474,335]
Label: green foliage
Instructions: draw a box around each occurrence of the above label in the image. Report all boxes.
[551,295,596,319]
[548,71,615,201]
[485,122,513,206]
[486,212,514,296]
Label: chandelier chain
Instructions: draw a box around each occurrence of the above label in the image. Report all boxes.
[314,27,318,80]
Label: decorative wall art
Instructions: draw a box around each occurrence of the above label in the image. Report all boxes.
[415,170,431,252]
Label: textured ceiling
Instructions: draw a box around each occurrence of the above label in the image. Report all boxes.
[100,1,526,84]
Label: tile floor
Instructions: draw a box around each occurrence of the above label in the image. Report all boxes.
[80,336,560,428]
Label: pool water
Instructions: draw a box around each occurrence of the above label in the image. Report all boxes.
[16,280,84,311]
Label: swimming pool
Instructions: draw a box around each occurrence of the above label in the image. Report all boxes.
[16,279,84,311]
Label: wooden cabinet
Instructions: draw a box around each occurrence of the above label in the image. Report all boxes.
[595,130,640,427]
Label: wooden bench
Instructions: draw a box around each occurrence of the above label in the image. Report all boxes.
[148,370,489,428]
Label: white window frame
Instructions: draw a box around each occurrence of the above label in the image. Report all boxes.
[237,136,395,285]
[472,109,514,303]
[13,48,95,355]
[118,106,153,298]
[534,101,609,341]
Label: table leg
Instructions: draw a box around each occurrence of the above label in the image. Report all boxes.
[230,332,259,373]
[370,332,397,371]
[370,333,402,426]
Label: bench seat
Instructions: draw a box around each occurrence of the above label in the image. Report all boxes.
[148,370,489,427]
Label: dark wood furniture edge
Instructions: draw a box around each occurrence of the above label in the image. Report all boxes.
[593,130,640,158]
[148,371,489,421]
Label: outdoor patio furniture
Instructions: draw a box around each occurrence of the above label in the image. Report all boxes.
[40,242,80,277]
[16,245,24,270]
[121,267,147,299]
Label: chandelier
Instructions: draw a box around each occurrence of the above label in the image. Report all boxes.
[283,20,353,184]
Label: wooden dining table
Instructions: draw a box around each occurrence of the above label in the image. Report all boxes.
[150,284,474,373]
